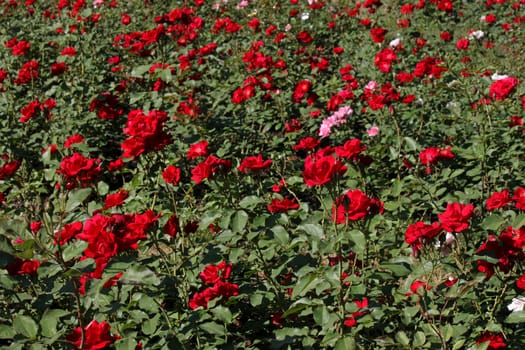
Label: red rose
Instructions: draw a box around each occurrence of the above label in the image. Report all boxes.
[64,134,85,149]
[293,137,320,151]
[191,155,232,184]
[489,77,519,101]
[332,189,379,224]
[162,165,181,185]
[199,261,232,285]
[121,109,173,158]
[6,257,40,276]
[268,197,300,213]
[55,221,83,245]
[187,140,209,159]
[517,273,525,290]
[102,189,129,211]
[302,153,346,187]
[335,138,366,161]
[438,202,474,233]
[296,31,313,43]
[58,153,101,189]
[60,46,77,56]
[374,48,396,73]
[512,187,525,210]
[405,221,442,249]
[238,154,272,174]
[66,320,120,350]
[486,189,510,210]
[455,38,469,50]
[163,214,179,237]
[475,332,506,350]
[369,27,387,43]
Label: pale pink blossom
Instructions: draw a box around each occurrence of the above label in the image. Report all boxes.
[367,126,379,137]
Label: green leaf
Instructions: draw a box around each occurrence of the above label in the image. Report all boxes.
[142,314,160,335]
[395,331,410,346]
[413,331,426,347]
[348,230,365,254]
[480,215,504,231]
[122,265,161,286]
[131,65,151,77]
[97,181,109,196]
[250,293,263,307]
[62,240,88,262]
[13,314,38,339]
[513,214,525,228]
[0,325,15,339]
[66,188,92,212]
[239,195,264,209]
[231,210,248,233]
[382,263,411,277]
[297,224,324,240]
[505,311,525,323]
[199,322,225,335]
[211,305,233,323]
[292,274,320,299]
[40,309,68,338]
[115,338,140,350]
[272,225,289,245]
[334,337,355,350]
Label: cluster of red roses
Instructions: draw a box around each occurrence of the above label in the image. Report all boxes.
[58,153,102,189]
[486,187,525,211]
[70,210,158,293]
[405,202,474,254]
[0,155,19,181]
[189,261,239,310]
[19,98,57,123]
[419,146,454,174]
[302,139,367,187]
[121,109,173,158]
[89,91,125,121]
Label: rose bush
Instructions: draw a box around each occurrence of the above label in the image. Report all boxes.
[0,0,525,349]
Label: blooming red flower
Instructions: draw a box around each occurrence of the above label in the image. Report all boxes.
[58,153,101,189]
[334,138,366,161]
[489,77,519,101]
[191,155,232,184]
[102,189,129,211]
[268,197,300,213]
[121,109,173,158]
[409,280,431,295]
[6,257,40,276]
[475,332,506,350]
[162,165,181,185]
[238,154,272,174]
[66,320,120,350]
[405,221,442,252]
[20,99,40,123]
[64,134,85,149]
[438,202,474,233]
[54,221,83,245]
[512,187,525,210]
[60,46,77,56]
[374,48,396,73]
[455,38,469,50]
[293,137,320,151]
[517,273,525,290]
[302,153,346,187]
[486,189,511,210]
[332,189,381,224]
[187,140,209,159]
[164,214,179,237]
[369,27,387,43]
